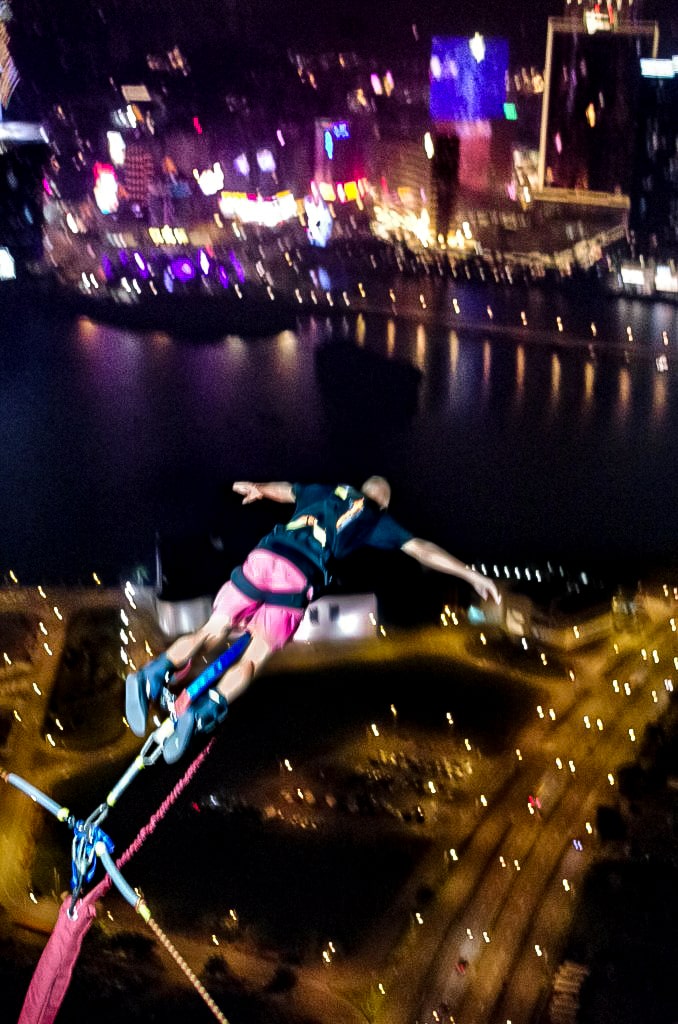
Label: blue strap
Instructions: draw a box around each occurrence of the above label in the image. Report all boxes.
[183,631,252,705]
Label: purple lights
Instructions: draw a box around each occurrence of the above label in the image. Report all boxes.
[229,250,246,284]
[132,251,150,278]
[100,254,114,281]
[169,257,197,282]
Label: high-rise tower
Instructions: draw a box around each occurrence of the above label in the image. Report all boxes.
[537,9,658,209]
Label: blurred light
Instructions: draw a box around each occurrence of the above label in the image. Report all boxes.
[169,257,196,282]
[0,248,15,280]
[641,57,676,78]
[107,130,126,166]
[256,148,276,173]
[318,181,336,202]
[305,195,333,247]
[93,162,119,215]
[234,153,250,176]
[195,162,224,196]
[219,190,297,227]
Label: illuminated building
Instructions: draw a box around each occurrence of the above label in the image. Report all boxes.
[537,15,658,206]
[629,56,678,256]
[428,35,512,238]
[371,134,434,246]
[312,117,369,208]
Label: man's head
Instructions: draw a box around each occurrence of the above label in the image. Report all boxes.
[361,475,391,509]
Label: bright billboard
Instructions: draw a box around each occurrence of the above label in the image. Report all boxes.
[430,35,509,123]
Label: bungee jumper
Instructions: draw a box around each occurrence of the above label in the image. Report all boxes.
[2,477,500,1022]
[126,476,501,763]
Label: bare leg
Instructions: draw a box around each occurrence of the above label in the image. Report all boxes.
[160,629,276,763]
[215,631,273,704]
[164,611,234,669]
[164,616,273,706]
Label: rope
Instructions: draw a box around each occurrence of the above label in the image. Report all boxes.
[146,914,231,1024]
[90,737,216,903]
[83,738,231,1023]
[117,737,216,871]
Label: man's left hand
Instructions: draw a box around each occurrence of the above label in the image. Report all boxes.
[472,574,501,604]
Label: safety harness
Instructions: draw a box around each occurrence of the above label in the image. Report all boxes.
[230,563,309,608]
[230,485,382,608]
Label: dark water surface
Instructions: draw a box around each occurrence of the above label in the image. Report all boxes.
[2,277,678,587]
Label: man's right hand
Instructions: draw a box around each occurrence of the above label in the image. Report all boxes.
[233,481,262,504]
[233,481,296,504]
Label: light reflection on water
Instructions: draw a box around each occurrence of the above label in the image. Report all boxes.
[2,291,678,585]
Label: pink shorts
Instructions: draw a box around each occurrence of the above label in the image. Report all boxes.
[212,548,308,651]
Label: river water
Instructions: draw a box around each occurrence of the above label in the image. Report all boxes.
[2,268,678,590]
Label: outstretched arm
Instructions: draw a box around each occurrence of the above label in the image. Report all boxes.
[401,537,501,604]
[233,481,296,505]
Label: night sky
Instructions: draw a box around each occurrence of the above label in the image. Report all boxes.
[212,0,678,63]
[9,0,678,87]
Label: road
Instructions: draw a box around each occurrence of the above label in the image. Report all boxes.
[399,596,675,1024]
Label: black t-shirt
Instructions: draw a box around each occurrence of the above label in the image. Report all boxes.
[258,483,414,584]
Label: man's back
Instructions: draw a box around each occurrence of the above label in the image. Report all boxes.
[258,483,412,585]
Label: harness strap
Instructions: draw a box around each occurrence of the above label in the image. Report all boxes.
[286,514,327,547]
[230,564,309,609]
